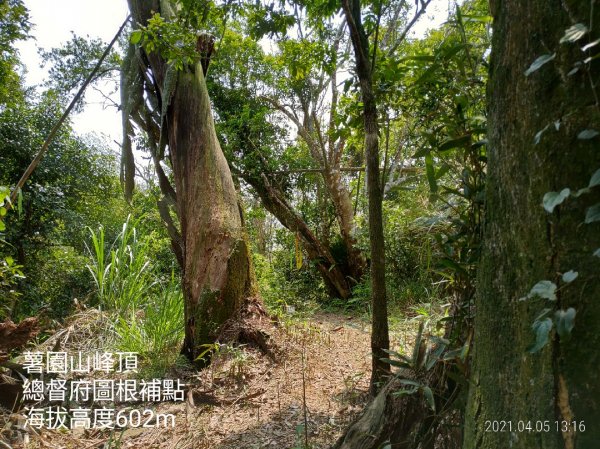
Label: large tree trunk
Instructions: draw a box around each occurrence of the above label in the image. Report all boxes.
[342,0,390,393]
[464,1,600,448]
[128,0,255,364]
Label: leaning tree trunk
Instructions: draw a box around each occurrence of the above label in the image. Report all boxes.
[266,95,366,285]
[464,1,600,448]
[128,0,255,364]
[242,172,353,299]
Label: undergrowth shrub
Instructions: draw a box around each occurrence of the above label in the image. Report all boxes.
[86,217,156,311]
[23,246,90,319]
[253,236,328,315]
[383,199,450,311]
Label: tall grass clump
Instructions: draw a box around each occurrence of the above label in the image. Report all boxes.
[114,274,184,376]
[86,216,184,375]
[86,217,156,311]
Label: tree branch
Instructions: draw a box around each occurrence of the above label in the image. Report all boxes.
[386,0,433,57]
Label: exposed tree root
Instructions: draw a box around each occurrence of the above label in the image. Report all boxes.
[0,318,40,412]
[332,367,461,449]
[0,317,40,355]
[216,297,278,362]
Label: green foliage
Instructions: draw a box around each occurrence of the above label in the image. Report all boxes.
[543,188,571,213]
[114,274,184,376]
[520,280,557,301]
[39,32,121,111]
[0,0,30,106]
[128,0,237,70]
[245,2,295,39]
[382,193,441,305]
[132,12,199,70]
[522,160,600,352]
[528,318,553,354]
[384,1,489,313]
[559,23,588,44]
[128,182,181,275]
[385,321,455,413]
[524,53,556,76]
[577,129,599,140]
[554,308,576,339]
[0,185,24,319]
[0,92,128,319]
[208,28,292,183]
[23,246,91,319]
[251,229,329,314]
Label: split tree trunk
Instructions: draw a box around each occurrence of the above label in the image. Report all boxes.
[128,0,255,364]
[331,362,460,449]
[464,1,600,448]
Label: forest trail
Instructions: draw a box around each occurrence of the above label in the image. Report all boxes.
[16,311,416,449]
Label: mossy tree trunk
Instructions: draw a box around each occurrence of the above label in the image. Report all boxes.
[464,1,600,448]
[127,0,255,364]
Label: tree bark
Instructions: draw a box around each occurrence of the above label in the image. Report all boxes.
[127,0,255,364]
[342,0,390,393]
[464,1,600,448]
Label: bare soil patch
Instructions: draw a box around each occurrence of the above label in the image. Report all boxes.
[4,312,386,449]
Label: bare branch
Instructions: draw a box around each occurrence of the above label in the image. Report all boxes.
[386,0,433,57]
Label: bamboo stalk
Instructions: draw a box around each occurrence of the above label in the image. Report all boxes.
[8,15,131,207]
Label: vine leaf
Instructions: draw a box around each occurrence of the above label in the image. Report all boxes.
[534,124,549,144]
[520,280,557,301]
[534,308,553,322]
[562,270,578,283]
[130,30,143,45]
[528,318,553,353]
[577,129,599,140]
[584,203,600,223]
[555,308,576,339]
[559,23,588,44]
[543,188,570,213]
[589,168,600,188]
[525,53,556,76]
[582,38,600,51]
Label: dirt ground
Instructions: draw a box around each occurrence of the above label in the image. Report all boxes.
[3,311,397,449]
